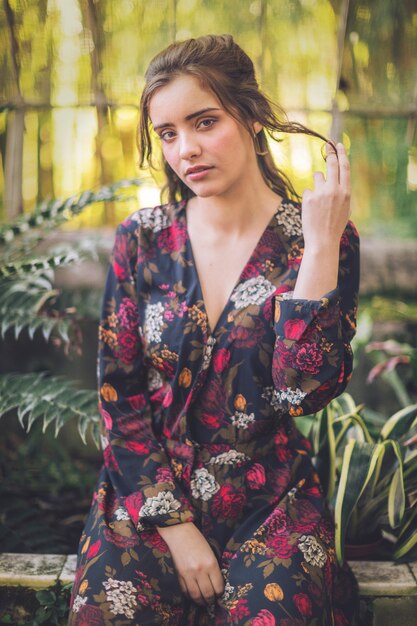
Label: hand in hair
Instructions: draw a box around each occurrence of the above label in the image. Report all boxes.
[292,142,352,301]
[156,521,225,607]
[302,142,351,249]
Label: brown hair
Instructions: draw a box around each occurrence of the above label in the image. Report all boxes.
[138,33,333,203]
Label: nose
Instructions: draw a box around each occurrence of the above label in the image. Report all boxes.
[178,131,201,160]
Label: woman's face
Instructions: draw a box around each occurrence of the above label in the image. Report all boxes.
[148,74,259,200]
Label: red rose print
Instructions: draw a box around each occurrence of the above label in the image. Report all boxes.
[251,608,276,626]
[99,403,112,430]
[274,340,294,368]
[274,430,288,446]
[211,484,246,519]
[265,507,291,535]
[304,485,322,498]
[213,348,231,374]
[275,446,292,463]
[266,533,297,559]
[119,298,139,330]
[199,379,226,416]
[293,593,312,618]
[294,343,323,375]
[200,412,221,429]
[292,500,320,533]
[230,317,265,349]
[246,463,266,489]
[230,598,250,620]
[129,394,147,411]
[76,604,105,626]
[125,440,151,455]
[268,466,291,495]
[117,329,140,364]
[103,444,120,472]
[86,539,101,559]
[155,467,174,484]
[158,222,187,253]
[162,384,173,408]
[103,527,138,549]
[241,263,260,280]
[284,319,308,340]
[141,529,169,553]
[124,491,145,526]
[274,285,292,296]
[117,414,149,438]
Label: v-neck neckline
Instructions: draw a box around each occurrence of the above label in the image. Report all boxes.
[182,197,285,337]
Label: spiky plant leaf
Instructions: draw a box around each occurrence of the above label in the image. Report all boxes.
[0,373,99,446]
[0,178,143,244]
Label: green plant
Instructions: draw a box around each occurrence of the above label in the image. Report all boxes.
[0,584,72,626]
[334,403,417,562]
[0,179,142,442]
[297,394,417,564]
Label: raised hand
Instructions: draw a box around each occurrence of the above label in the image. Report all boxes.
[301,142,351,252]
[292,142,352,301]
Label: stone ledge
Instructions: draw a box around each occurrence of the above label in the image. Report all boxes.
[1,553,417,595]
[1,554,417,625]
[349,560,417,597]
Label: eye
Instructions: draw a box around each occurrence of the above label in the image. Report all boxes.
[159,130,176,142]
[197,118,216,130]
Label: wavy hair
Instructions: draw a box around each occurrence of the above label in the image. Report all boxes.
[138,34,333,203]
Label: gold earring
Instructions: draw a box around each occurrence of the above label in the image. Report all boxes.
[252,131,269,156]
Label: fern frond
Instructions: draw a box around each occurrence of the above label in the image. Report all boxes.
[0,373,100,446]
[0,244,96,278]
[0,177,143,244]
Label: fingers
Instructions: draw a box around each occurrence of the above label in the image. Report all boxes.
[325,142,339,185]
[210,570,225,598]
[324,141,350,197]
[336,142,350,190]
[313,171,325,188]
[186,578,205,606]
[180,570,224,606]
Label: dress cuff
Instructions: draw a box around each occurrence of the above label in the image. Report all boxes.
[273,287,341,341]
[124,482,196,532]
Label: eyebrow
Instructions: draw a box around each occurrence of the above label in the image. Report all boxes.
[153,107,221,131]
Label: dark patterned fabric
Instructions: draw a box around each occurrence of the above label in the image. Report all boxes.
[69,197,360,625]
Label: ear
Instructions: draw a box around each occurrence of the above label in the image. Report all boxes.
[252,121,263,134]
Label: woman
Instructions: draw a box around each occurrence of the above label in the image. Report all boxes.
[69,34,360,625]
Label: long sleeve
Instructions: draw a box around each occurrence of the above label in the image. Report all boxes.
[98,222,196,531]
[271,220,360,417]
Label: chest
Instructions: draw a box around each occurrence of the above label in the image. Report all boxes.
[191,237,258,332]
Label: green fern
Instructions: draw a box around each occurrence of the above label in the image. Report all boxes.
[0,373,100,447]
[0,178,143,244]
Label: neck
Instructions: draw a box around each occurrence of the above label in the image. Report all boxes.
[187,168,282,235]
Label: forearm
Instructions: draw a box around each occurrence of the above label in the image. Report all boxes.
[292,242,340,301]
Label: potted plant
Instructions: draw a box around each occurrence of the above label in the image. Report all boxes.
[296,393,417,564]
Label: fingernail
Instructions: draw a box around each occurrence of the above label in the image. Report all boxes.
[337,142,345,150]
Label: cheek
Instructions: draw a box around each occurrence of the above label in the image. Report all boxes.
[162,145,179,171]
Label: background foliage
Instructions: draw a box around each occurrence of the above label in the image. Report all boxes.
[1,0,417,235]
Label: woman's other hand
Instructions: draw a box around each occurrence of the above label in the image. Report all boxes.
[301,142,351,252]
[156,522,225,606]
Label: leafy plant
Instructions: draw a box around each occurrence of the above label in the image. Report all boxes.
[0,584,72,625]
[0,178,142,442]
[298,394,417,564]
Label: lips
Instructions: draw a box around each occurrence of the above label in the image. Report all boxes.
[185,165,213,176]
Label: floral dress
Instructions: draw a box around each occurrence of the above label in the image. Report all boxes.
[69,196,360,626]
